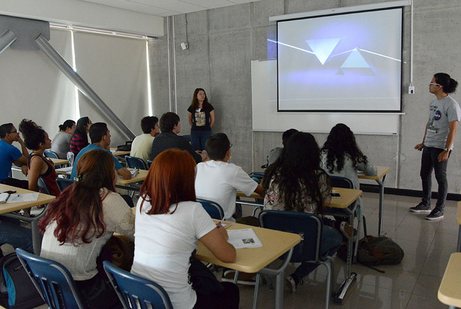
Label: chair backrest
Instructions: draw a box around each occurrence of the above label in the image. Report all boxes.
[15,248,86,309]
[44,150,59,159]
[103,261,173,309]
[67,151,75,166]
[197,198,225,220]
[329,176,353,189]
[259,210,322,263]
[147,160,153,168]
[37,177,51,195]
[56,178,74,192]
[125,156,148,170]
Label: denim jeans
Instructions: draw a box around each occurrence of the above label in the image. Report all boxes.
[420,147,448,211]
[191,130,212,151]
[0,217,33,253]
[293,225,342,280]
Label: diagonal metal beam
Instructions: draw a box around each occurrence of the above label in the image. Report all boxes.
[35,34,135,140]
[0,30,16,54]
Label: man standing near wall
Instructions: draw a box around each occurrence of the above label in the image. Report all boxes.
[0,123,29,188]
[130,116,159,163]
[410,73,461,221]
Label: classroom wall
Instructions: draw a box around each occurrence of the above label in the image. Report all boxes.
[149,0,461,194]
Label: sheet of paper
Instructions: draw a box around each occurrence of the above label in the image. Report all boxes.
[227,228,263,249]
[6,193,40,203]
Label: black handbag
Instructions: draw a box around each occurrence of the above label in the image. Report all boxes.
[188,250,224,295]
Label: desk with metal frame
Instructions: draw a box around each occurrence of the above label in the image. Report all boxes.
[196,221,300,309]
[438,252,461,308]
[236,187,362,305]
[358,166,391,236]
[0,184,56,255]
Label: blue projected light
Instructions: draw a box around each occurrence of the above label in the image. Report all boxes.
[276,8,403,112]
[305,38,341,65]
[341,49,370,68]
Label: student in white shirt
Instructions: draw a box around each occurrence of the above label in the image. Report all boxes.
[130,116,159,162]
[132,149,238,309]
[195,133,264,221]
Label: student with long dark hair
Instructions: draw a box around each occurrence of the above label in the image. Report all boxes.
[39,149,134,309]
[51,119,75,159]
[188,88,215,151]
[19,119,60,197]
[132,149,238,309]
[70,116,92,155]
[411,73,461,220]
[321,123,377,191]
[262,132,343,293]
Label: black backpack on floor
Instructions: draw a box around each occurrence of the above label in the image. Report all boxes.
[0,252,44,309]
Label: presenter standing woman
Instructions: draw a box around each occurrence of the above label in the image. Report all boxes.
[132,149,239,309]
[188,88,215,151]
[411,73,461,220]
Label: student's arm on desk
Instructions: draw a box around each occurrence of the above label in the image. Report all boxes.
[13,155,28,176]
[200,227,236,263]
[117,167,132,180]
[357,162,377,176]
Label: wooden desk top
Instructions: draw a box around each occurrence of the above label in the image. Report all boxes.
[0,184,55,214]
[357,166,391,181]
[237,187,362,209]
[111,148,130,157]
[116,169,148,185]
[438,252,461,307]
[196,221,301,273]
[50,158,69,166]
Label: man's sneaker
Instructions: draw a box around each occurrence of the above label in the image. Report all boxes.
[426,209,444,221]
[409,203,431,214]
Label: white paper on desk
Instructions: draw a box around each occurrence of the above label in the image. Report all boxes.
[56,166,72,175]
[6,193,39,203]
[227,228,263,249]
[0,193,8,203]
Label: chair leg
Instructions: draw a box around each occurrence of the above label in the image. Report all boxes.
[323,261,332,309]
[252,274,261,309]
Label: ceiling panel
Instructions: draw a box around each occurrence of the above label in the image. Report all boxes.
[79,0,259,17]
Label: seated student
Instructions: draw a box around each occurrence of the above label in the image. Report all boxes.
[320,123,377,209]
[262,132,343,293]
[132,149,239,309]
[39,149,134,309]
[70,116,92,156]
[19,119,60,197]
[70,122,131,181]
[151,112,207,163]
[195,133,264,222]
[51,119,75,159]
[0,123,29,188]
[267,128,298,166]
[130,116,159,163]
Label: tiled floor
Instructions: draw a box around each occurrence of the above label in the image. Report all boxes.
[236,192,458,309]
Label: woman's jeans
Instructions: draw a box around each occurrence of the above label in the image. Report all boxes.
[191,130,212,151]
[293,225,342,280]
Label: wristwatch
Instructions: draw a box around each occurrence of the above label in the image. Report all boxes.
[444,148,451,153]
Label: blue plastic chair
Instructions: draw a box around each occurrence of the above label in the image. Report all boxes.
[256,210,335,309]
[147,160,153,168]
[15,248,87,309]
[197,198,225,220]
[103,261,173,309]
[37,177,51,195]
[56,178,74,192]
[44,150,59,159]
[125,156,148,170]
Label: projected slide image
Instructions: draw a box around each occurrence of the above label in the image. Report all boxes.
[276,8,402,112]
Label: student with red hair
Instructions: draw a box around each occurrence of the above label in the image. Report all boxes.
[39,149,135,309]
[132,149,238,309]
